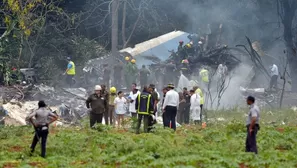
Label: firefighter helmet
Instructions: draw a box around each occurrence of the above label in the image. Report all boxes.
[110,87,116,94]
[186,43,191,48]
[131,59,136,64]
[181,59,189,64]
[125,56,130,61]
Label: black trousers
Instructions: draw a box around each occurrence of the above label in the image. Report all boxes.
[90,113,103,127]
[103,109,109,125]
[136,114,149,134]
[163,106,177,130]
[269,75,278,89]
[31,128,49,157]
[200,104,203,123]
[184,103,190,124]
[246,124,259,154]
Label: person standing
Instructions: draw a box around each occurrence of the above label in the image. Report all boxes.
[194,86,204,123]
[199,67,209,91]
[114,91,127,128]
[161,87,168,126]
[139,65,150,87]
[101,84,110,125]
[113,61,123,89]
[162,84,179,130]
[189,90,201,125]
[183,87,191,124]
[135,86,154,134]
[27,101,58,158]
[108,87,117,126]
[103,64,111,89]
[246,96,260,154]
[269,64,279,90]
[148,84,159,132]
[86,85,107,127]
[128,83,140,119]
[64,57,75,87]
[177,92,186,124]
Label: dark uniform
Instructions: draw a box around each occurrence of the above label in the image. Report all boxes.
[183,91,191,124]
[86,93,108,127]
[101,88,110,125]
[246,104,260,154]
[103,66,111,89]
[148,89,159,132]
[165,64,177,86]
[135,90,154,134]
[139,67,150,87]
[113,63,123,89]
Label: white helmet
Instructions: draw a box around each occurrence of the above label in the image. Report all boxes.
[95,85,102,91]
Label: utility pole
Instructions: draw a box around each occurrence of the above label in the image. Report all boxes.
[111,0,119,57]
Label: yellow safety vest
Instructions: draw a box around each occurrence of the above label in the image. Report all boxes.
[195,88,204,105]
[67,61,76,75]
[199,69,209,83]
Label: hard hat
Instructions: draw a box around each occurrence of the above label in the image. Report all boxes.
[186,44,191,48]
[131,59,136,64]
[110,87,116,93]
[179,40,184,43]
[198,41,203,44]
[167,83,175,88]
[95,85,102,91]
[181,59,189,64]
[125,56,130,61]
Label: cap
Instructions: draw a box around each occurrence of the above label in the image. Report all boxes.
[149,84,155,88]
[167,83,174,88]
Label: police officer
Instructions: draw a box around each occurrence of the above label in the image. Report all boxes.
[86,85,108,127]
[27,101,58,158]
[135,86,154,134]
[246,96,260,154]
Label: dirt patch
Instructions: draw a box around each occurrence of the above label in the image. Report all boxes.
[276,128,284,133]
[3,162,20,168]
[28,162,46,168]
[8,145,24,152]
[71,161,87,165]
[239,163,249,168]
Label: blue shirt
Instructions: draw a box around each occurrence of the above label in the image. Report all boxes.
[67,62,73,69]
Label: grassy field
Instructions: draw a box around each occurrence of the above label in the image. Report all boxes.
[1,108,297,168]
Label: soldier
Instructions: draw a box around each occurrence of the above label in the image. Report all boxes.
[139,65,150,87]
[103,64,111,89]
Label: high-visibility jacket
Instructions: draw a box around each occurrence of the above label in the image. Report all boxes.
[195,88,204,105]
[199,69,209,83]
[67,61,76,75]
[135,91,154,115]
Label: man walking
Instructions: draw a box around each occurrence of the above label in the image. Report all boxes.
[162,84,179,130]
[269,64,279,90]
[246,96,260,154]
[86,85,108,127]
[135,86,154,134]
[64,57,75,87]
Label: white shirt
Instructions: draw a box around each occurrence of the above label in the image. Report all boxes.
[128,90,140,113]
[270,64,279,76]
[190,93,201,109]
[114,97,127,115]
[162,89,179,109]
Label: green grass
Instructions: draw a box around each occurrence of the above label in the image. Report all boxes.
[1,108,297,168]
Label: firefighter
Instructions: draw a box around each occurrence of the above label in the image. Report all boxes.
[86,85,108,127]
[181,59,190,79]
[178,41,184,52]
[194,86,204,123]
[199,67,209,91]
[139,65,150,87]
[108,87,117,126]
[124,58,138,89]
[103,64,111,89]
[135,86,154,134]
[64,57,75,87]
